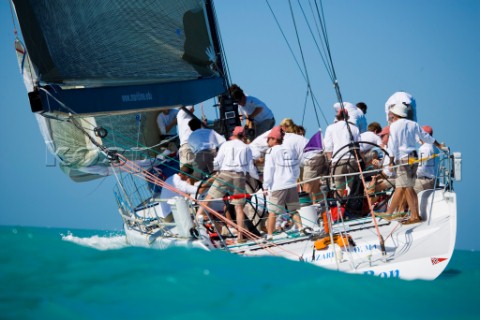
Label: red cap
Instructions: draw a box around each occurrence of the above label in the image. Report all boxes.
[422,125,433,135]
[267,126,284,140]
[231,126,244,137]
[378,126,390,136]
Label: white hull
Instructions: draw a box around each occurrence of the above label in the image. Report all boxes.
[122,189,457,280]
[237,190,456,280]
[124,226,211,251]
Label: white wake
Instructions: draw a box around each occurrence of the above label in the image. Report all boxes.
[62,231,130,250]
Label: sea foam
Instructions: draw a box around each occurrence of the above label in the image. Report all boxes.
[61,231,129,250]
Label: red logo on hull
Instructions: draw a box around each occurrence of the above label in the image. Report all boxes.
[431,257,448,265]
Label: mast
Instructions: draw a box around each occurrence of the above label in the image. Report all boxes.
[205,0,229,90]
[205,0,240,138]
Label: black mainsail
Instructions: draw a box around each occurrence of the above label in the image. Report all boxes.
[11,0,229,181]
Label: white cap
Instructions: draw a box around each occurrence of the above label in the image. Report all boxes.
[333,102,355,111]
[385,91,415,109]
[389,103,408,117]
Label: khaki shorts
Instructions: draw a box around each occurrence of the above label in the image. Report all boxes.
[179,144,194,166]
[414,177,434,193]
[267,187,300,215]
[395,159,418,188]
[332,159,358,189]
[303,152,328,180]
[207,171,246,205]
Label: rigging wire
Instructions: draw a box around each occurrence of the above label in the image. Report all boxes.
[266,0,307,81]
[312,0,345,105]
[266,0,328,127]
[293,0,389,254]
[313,0,336,83]
[305,0,353,141]
[287,0,321,128]
[301,89,309,125]
[298,0,333,81]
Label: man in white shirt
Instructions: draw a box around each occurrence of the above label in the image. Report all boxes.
[156,165,199,222]
[385,91,417,124]
[360,122,382,150]
[196,126,259,243]
[230,84,275,139]
[263,126,302,240]
[333,102,367,133]
[177,105,195,165]
[156,108,179,137]
[324,108,362,197]
[414,125,438,193]
[360,122,383,168]
[385,104,446,224]
[187,118,226,180]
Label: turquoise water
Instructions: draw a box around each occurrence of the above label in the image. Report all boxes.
[0,226,478,319]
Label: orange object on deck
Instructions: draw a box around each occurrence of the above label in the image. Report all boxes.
[314,234,352,250]
[322,211,330,234]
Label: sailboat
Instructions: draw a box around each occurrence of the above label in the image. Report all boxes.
[10,0,461,280]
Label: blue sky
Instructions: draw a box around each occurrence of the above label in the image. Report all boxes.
[1,1,478,250]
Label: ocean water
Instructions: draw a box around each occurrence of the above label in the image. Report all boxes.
[0,226,478,319]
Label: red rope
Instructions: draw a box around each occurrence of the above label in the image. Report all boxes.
[113,155,305,257]
[351,148,386,255]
